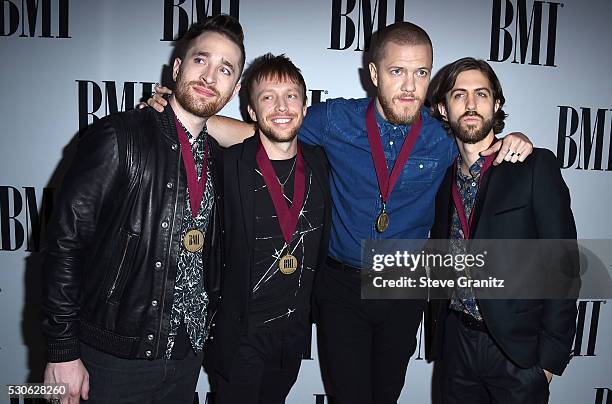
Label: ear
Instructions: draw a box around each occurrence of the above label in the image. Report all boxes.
[172,58,182,82]
[437,103,448,121]
[229,82,241,101]
[302,104,308,117]
[368,62,379,88]
[494,99,501,113]
[247,104,257,122]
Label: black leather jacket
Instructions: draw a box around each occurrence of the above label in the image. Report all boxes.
[42,106,223,362]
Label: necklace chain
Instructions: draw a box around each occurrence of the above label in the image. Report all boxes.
[278,157,297,193]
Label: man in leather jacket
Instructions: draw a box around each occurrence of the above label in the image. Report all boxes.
[41,15,243,404]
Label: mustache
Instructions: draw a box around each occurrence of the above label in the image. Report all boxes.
[394,92,420,101]
[461,111,484,120]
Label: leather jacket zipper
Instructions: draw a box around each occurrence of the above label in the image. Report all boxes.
[107,233,133,300]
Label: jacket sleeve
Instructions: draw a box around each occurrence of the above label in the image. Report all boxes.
[42,118,123,362]
[532,149,579,375]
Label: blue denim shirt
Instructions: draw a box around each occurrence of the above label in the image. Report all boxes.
[300,97,457,267]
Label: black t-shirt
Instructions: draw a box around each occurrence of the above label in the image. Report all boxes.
[249,156,325,331]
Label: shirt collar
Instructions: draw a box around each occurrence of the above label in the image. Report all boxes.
[176,116,207,146]
[456,154,485,180]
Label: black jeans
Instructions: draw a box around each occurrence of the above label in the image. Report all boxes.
[441,311,550,404]
[315,261,424,404]
[80,342,203,404]
[213,319,309,404]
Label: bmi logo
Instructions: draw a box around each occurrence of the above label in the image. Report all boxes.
[489,0,562,67]
[556,106,612,170]
[309,89,329,106]
[162,0,240,41]
[594,388,612,404]
[0,186,53,252]
[328,0,407,51]
[1,0,70,38]
[314,395,330,404]
[572,300,605,357]
[76,80,157,130]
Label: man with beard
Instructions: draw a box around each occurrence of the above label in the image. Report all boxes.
[42,15,243,404]
[206,53,330,404]
[146,22,533,403]
[427,57,578,403]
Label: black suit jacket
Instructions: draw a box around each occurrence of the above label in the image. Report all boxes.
[205,134,332,377]
[428,148,579,376]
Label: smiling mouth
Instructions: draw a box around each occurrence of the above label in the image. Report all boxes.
[271,117,293,124]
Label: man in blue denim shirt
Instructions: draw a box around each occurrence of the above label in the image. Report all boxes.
[147,21,532,404]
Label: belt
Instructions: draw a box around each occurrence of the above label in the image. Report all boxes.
[451,309,488,332]
[325,256,361,274]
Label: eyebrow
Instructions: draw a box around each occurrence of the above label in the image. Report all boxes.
[451,87,491,94]
[193,51,236,72]
[388,66,430,71]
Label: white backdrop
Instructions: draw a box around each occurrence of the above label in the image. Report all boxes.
[1,0,611,403]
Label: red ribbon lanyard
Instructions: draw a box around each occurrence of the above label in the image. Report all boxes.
[450,153,495,239]
[174,115,208,218]
[365,100,422,204]
[256,140,306,244]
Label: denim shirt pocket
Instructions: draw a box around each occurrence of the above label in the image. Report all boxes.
[398,157,439,194]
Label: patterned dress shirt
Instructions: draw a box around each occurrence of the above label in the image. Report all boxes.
[165,120,214,358]
[449,155,484,321]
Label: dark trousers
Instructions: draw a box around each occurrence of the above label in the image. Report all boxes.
[315,260,424,404]
[80,342,202,404]
[214,319,308,404]
[441,311,550,404]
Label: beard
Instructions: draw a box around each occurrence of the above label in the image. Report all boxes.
[378,92,422,125]
[450,111,495,144]
[174,69,231,118]
[258,114,303,144]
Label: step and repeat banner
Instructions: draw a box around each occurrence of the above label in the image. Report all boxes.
[1,0,611,403]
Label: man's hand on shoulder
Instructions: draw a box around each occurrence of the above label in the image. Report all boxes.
[137,84,171,112]
[44,359,89,404]
[481,132,533,165]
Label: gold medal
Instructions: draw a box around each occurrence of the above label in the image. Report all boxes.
[279,254,298,275]
[183,228,204,252]
[376,210,389,233]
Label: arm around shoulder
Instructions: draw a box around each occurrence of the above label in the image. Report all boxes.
[207,115,255,147]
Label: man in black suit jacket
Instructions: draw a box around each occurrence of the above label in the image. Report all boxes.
[205,54,331,404]
[427,57,579,404]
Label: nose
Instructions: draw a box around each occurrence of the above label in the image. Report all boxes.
[401,74,416,93]
[276,96,288,112]
[466,93,476,110]
[200,65,215,84]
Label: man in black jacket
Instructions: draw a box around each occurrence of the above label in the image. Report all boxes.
[205,53,331,404]
[41,15,244,404]
[427,57,579,403]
